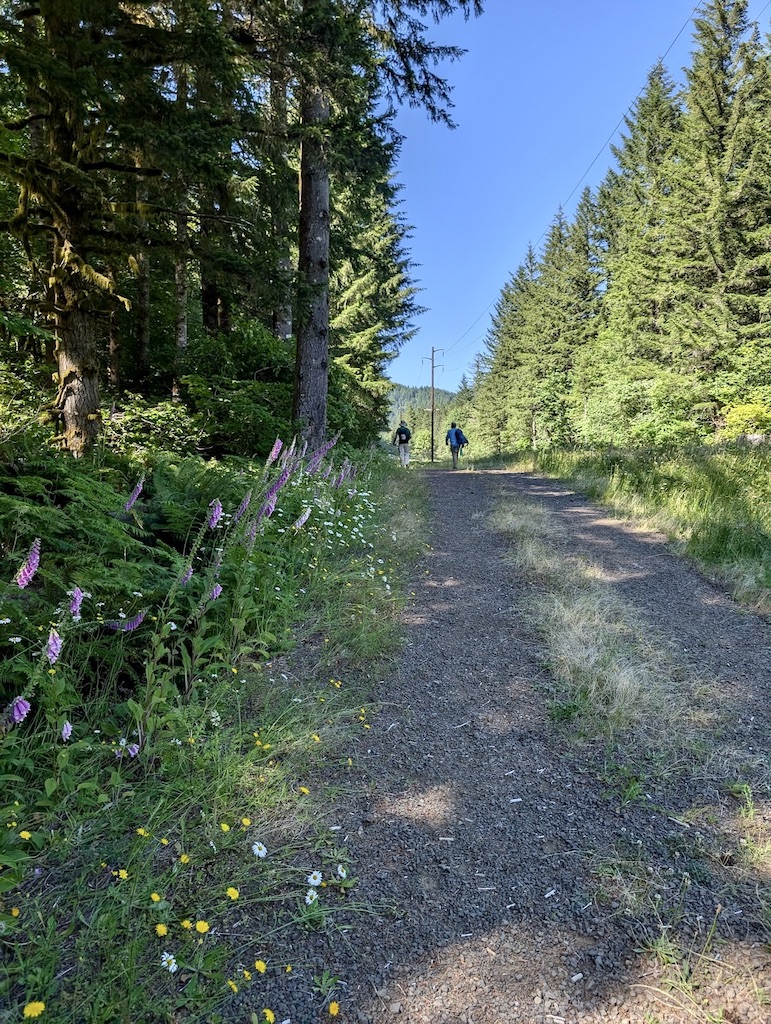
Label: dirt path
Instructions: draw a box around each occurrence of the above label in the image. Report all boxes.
[265,468,771,1024]
[326,468,771,1024]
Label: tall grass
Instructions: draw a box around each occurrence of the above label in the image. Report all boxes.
[531,444,771,610]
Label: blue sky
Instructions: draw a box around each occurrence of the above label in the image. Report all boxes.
[387,0,771,392]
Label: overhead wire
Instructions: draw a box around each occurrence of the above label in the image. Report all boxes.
[432,0,771,381]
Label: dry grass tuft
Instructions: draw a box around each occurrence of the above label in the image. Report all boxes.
[492,492,684,738]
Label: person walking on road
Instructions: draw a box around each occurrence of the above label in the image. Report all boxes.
[445,422,468,469]
[392,420,412,468]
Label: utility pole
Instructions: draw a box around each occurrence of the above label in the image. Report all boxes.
[422,346,443,462]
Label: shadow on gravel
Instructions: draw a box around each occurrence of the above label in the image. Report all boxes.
[340,469,771,1024]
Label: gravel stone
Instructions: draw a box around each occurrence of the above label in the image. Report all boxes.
[243,469,771,1023]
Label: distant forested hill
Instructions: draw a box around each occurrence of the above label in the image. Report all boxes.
[389,384,455,420]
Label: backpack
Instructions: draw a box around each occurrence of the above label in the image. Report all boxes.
[454,428,467,446]
[397,427,411,443]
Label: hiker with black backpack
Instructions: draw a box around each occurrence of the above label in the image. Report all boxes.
[445,422,468,469]
[392,420,412,468]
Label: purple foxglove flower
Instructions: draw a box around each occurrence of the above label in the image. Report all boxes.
[266,467,291,503]
[256,497,276,523]
[109,610,146,632]
[293,507,311,530]
[265,438,283,468]
[61,720,72,742]
[209,584,223,601]
[246,519,258,544]
[46,629,63,665]
[233,491,252,524]
[15,538,41,589]
[11,696,31,723]
[299,440,308,459]
[181,566,193,585]
[124,476,144,512]
[207,499,223,529]
[70,587,84,621]
[127,743,140,757]
[281,437,296,465]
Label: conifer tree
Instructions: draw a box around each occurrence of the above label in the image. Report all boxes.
[292,0,483,446]
[663,0,765,392]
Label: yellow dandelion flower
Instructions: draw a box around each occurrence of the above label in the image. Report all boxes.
[159,837,169,845]
[255,959,267,974]
[263,1011,275,1024]
[227,979,238,993]
[220,822,230,833]
[243,969,252,980]
[181,919,193,930]
[155,923,168,936]
[118,869,129,880]
[298,786,309,795]
[11,907,20,917]
[150,893,162,902]
[329,1002,340,1017]
[312,734,320,743]
[136,827,150,837]
[195,920,210,934]
[285,964,292,973]
[19,830,32,840]
[226,886,239,900]
[241,817,251,826]
[179,853,190,864]
[23,1001,46,1018]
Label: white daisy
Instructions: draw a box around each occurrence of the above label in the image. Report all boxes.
[161,951,178,973]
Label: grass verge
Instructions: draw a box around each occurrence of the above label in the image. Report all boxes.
[525,444,771,613]
[1,445,428,1024]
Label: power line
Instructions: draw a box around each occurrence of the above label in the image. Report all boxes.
[559,3,701,213]
[432,0,771,381]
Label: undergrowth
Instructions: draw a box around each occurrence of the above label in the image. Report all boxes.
[0,433,427,1023]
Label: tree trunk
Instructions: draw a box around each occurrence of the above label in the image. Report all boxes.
[135,172,151,386]
[270,68,294,341]
[53,286,101,457]
[173,205,188,401]
[293,73,330,447]
[173,68,188,401]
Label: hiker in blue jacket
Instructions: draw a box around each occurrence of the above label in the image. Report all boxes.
[445,422,468,469]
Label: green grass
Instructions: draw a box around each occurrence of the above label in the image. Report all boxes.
[527,444,771,611]
[0,442,429,1023]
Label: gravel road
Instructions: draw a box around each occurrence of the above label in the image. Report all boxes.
[262,468,771,1024]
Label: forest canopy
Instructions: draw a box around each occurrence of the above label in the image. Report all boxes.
[0,0,481,457]
[440,0,771,455]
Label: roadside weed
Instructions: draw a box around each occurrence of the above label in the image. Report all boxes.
[1,443,426,1022]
